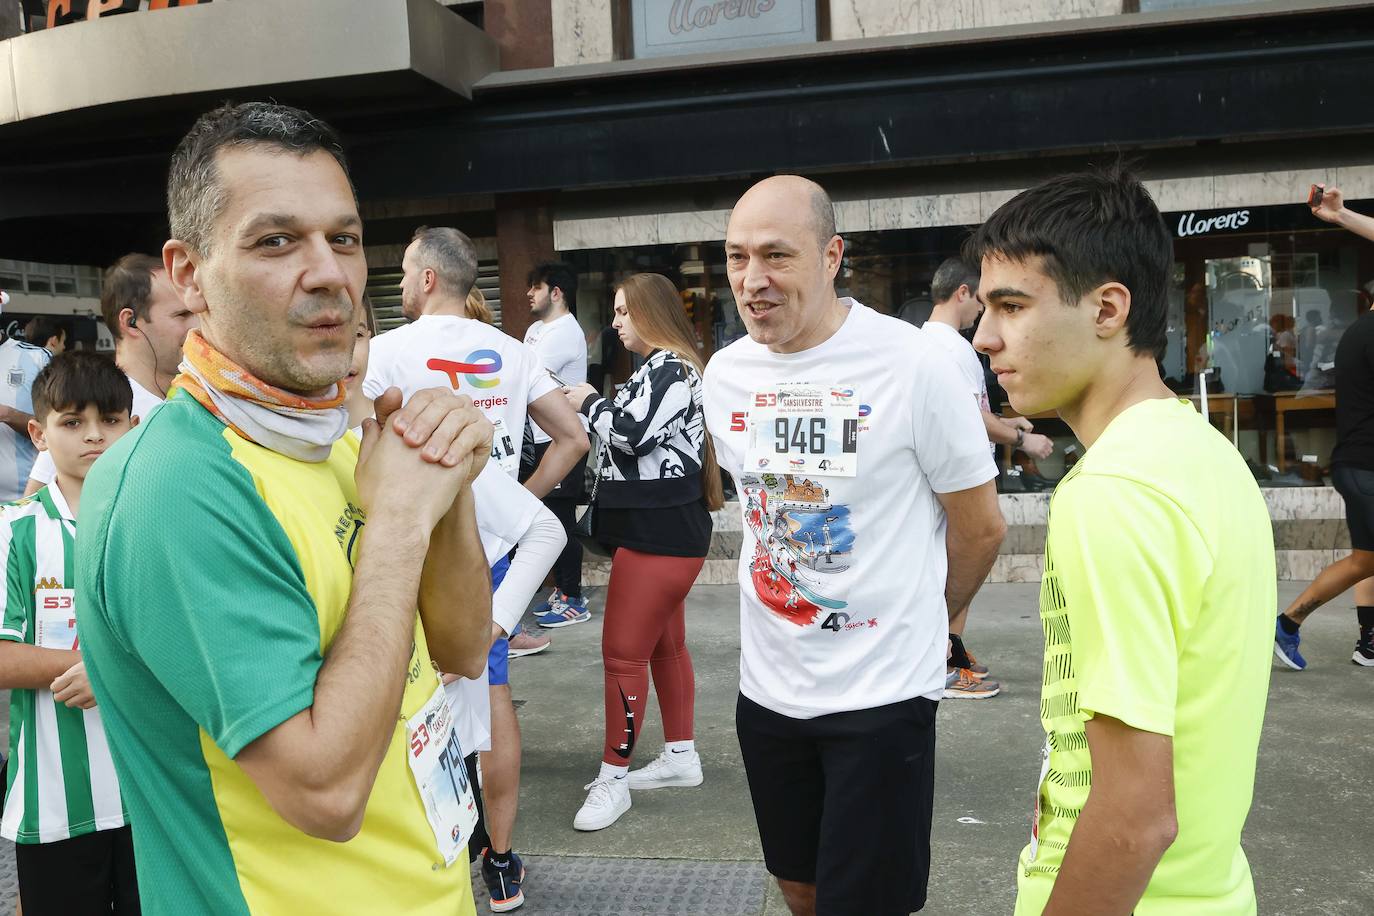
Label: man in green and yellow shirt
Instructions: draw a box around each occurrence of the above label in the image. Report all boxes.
[76,102,495,915]
[969,167,1274,915]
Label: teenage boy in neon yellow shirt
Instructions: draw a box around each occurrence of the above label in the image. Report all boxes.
[969,168,1274,916]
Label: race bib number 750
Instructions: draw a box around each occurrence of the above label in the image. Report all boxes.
[405,684,479,866]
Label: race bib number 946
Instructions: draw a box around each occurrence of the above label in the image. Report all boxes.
[744,384,859,477]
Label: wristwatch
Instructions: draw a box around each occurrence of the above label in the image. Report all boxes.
[1014,428,1026,449]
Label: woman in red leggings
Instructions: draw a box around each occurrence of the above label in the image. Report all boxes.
[561,273,724,831]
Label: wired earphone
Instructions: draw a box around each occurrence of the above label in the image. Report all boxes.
[126,312,170,398]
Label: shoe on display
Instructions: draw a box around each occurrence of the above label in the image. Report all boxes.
[480,849,526,913]
[573,774,631,831]
[943,668,1001,699]
[1353,627,1374,667]
[537,594,591,629]
[507,630,551,659]
[1273,616,1307,670]
[628,749,704,790]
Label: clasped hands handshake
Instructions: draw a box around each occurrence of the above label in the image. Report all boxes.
[355,387,494,533]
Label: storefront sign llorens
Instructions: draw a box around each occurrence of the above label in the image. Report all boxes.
[634,0,817,59]
[45,0,207,31]
[1176,208,1252,238]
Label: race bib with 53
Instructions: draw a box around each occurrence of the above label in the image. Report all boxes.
[405,684,479,866]
[744,383,860,477]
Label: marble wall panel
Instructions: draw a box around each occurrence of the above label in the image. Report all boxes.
[979,188,1024,220]
[999,524,1048,556]
[998,492,1052,526]
[1263,485,1343,520]
[554,213,659,251]
[828,0,1119,40]
[552,0,615,67]
[990,554,1046,583]
[657,210,729,245]
[1144,176,1214,213]
[1330,165,1374,202]
[833,199,873,234]
[1272,518,1351,551]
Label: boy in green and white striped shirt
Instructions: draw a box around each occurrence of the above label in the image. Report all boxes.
[0,351,139,913]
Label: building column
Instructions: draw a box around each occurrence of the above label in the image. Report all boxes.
[495,193,555,342]
[1,0,24,39]
[482,0,553,70]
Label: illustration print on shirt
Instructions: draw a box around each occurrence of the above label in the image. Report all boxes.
[741,472,853,625]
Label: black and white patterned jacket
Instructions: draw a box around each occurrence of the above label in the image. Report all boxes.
[577,349,707,509]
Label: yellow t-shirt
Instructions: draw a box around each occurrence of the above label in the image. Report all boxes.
[1016,398,1274,916]
[78,395,476,915]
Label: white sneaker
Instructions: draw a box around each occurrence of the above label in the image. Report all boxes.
[573,775,631,831]
[628,749,704,790]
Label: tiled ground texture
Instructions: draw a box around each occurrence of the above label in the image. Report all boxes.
[471,856,769,915]
[3,579,1372,915]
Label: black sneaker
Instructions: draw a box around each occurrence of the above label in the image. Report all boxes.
[1354,628,1374,667]
[480,849,525,913]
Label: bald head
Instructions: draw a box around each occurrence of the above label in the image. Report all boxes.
[732,175,836,250]
[725,175,847,353]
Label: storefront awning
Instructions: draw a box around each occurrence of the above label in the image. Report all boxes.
[0,0,495,139]
[1,0,1372,264]
[0,0,497,265]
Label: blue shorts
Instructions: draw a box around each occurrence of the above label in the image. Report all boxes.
[487,556,512,686]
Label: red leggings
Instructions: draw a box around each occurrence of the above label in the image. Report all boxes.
[601,548,704,765]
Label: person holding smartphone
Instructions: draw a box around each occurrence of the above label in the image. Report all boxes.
[560,273,722,832]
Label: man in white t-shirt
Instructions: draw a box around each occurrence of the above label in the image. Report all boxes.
[704,176,1005,916]
[363,226,588,909]
[922,256,1053,699]
[0,317,66,501]
[522,262,593,625]
[26,254,198,496]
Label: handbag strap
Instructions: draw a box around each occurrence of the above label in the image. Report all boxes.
[586,435,609,502]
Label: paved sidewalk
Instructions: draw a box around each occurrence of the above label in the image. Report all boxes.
[3,580,1371,914]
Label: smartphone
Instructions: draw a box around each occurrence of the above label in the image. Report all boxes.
[1308,184,1325,208]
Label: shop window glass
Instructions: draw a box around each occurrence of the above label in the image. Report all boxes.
[25,265,51,294]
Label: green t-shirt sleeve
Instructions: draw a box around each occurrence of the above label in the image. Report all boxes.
[94,452,323,759]
[0,514,31,643]
[1051,473,1213,738]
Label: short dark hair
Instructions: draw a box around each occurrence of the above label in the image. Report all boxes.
[930,257,980,305]
[527,261,578,315]
[168,102,352,254]
[31,351,133,423]
[26,317,68,349]
[805,181,837,249]
[101,254,164,341]
[411,226,478,300]
[963,165,1172,360]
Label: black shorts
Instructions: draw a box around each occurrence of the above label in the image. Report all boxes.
[735,692,938,916]
[522,439,588,501]
[15,824,140,915]
[1334,464,1374,552]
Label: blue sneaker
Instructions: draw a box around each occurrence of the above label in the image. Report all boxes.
[532,588,565,617]
[536,594,591,628]
[1274,616,1307,670]
[480,849,525,913]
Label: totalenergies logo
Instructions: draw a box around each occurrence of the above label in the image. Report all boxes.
[427,349,502,390]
